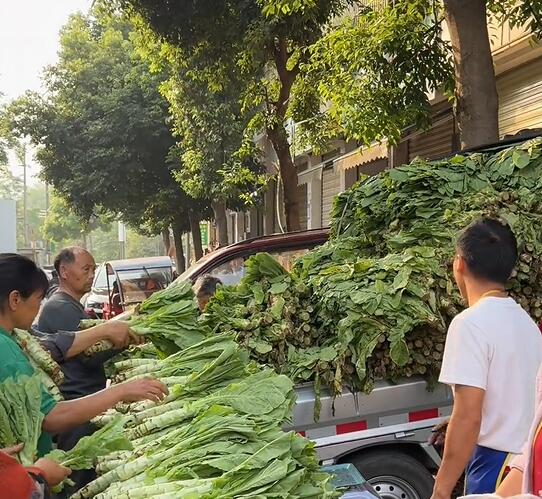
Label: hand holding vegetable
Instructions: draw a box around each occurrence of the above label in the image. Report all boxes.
[0,443,24,456]
[98,321,143,349]
[34,458,72,487]
[117,378,168,403]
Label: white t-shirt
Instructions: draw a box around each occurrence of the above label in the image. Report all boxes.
[439,297,542,453]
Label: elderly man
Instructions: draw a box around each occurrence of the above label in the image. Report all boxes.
[38,247,136,398]
[36,247,138,495]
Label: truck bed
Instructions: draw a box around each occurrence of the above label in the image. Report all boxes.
[289,377,453,439]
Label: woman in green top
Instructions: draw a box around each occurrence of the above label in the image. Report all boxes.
[0,253,168,457]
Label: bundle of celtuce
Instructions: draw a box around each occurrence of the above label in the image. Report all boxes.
[0,375,44,466]
[75,335,338,499]
[138,280,194,314]
[85,284,205,357]
[103,342,159,379]
[204,138,542,396]
[202,254,337,397]
[46,417,132,492]
[12,328,64,402]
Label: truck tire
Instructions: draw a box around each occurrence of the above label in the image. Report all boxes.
[349,450,434,499]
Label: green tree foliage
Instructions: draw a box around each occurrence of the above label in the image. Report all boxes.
[130,22,267,246]
[120,0,356,231]
[119,0,463,230]
[0,164,21,200]
[125,230,162,259]
[6,11,199,269]
[0,99,22,200]
[17,183,45,248]
[41,192,114,246]
[0,95,10,166]
[488,0,542,37]
[41,194,92,246]
[291,0,453,150]
[41,193,160,261]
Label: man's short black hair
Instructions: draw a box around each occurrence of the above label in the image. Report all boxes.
[54,247,78,274]
[456,218,518,284]
[0,253,49,309]
[193,275,222,300]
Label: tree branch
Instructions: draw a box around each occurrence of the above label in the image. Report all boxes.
[272,36,299,119]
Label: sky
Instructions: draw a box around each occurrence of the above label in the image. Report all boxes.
[0,0,92,182]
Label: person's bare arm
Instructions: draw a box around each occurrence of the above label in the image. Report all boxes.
[431,385,485,499]
[496,468,523,497]
[42,378,167,434]
[65,321,141,359]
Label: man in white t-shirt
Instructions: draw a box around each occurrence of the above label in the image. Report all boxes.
[432,218,542,499]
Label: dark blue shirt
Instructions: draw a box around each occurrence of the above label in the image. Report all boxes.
[37,291,116,400]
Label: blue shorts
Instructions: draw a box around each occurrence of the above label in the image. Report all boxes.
[464,445,511,495]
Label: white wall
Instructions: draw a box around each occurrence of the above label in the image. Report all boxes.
[0,199,17,253]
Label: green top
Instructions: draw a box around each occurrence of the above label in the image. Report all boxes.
[0,327,57,457]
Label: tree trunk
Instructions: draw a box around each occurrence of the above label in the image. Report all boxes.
[189,215,203,261]
[267,36,301,232]
[212,200,229,247]
[267,126,301,232]
[443,0,499,149]
[171,222,186,274]
[161,228,171,255]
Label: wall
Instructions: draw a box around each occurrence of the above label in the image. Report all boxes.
[0,199,17,253]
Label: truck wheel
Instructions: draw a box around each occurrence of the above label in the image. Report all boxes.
[350,450,434,499]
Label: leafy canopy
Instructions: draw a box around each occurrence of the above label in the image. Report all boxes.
[6,11,200,234]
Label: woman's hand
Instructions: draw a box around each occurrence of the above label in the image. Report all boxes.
[0,443,24,456]
[118,378,168,403]
[33,458,72,487]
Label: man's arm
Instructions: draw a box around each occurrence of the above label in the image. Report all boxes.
[65,321,138,358]
[36,322,139,363]
[432,385,485,499]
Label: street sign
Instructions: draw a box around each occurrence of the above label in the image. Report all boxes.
[118,221,126,242]
[200,222,209,247]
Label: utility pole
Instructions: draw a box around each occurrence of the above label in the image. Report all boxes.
[45,183,50,264]
[118,221,126,259]
[22,145,29,248]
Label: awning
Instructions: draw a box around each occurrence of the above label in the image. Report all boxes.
[334,142,388,172]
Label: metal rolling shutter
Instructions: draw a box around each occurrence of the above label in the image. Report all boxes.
[357,158,388,179]
[298,183,308,230]
[498,56,542,136]
[321,167,341,228]
[408,110,455,162]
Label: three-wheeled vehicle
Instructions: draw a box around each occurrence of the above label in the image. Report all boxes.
[83,256,174,319]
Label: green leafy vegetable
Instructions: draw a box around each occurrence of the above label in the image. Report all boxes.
[74,336,337,499]
[0,375,44,466]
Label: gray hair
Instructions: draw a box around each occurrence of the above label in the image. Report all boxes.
[53,246,89,273]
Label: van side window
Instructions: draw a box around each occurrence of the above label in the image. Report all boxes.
[207,248,312,287]
[208,257,246,286]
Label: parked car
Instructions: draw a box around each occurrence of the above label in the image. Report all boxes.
[84,256,174,318]
[175,228,448,499]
